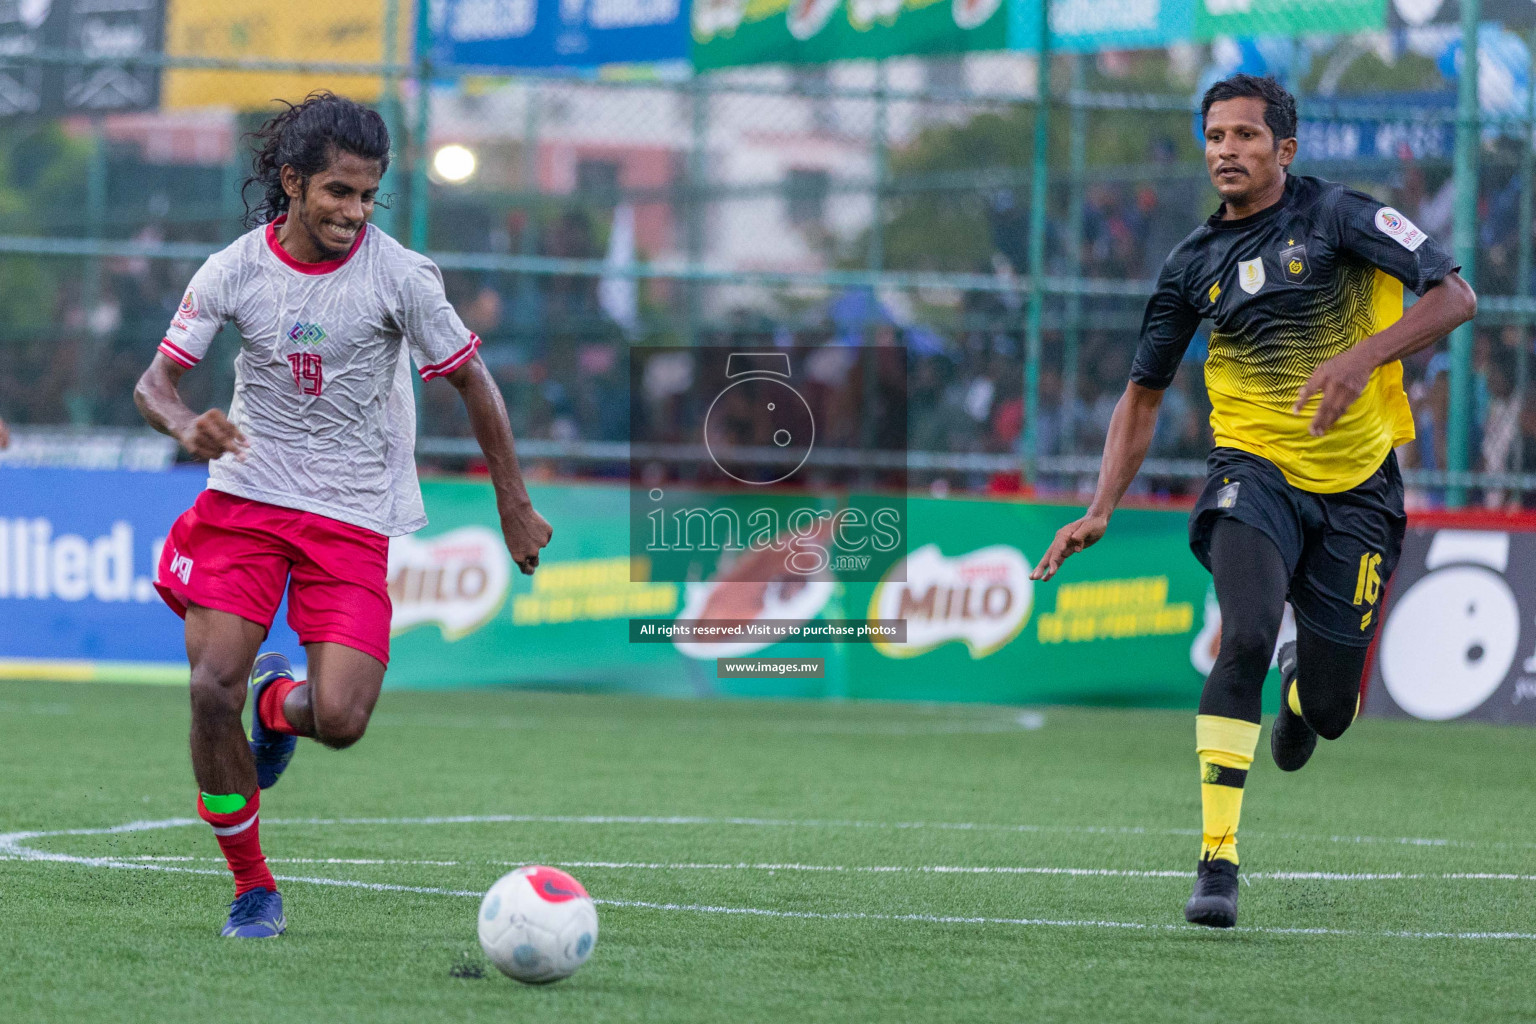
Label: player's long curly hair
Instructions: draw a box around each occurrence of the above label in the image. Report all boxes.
[241,91,391,228]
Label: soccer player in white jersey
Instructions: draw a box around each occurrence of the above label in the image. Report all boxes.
[134,93,553,938]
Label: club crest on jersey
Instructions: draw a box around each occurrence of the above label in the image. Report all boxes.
[178,288,198,319]
[1238,258,1265,294]
[1280,244,1310,284]
[288,321,327,346]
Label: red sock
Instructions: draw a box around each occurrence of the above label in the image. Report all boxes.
[258,676,303,735]
[197,790,278,896]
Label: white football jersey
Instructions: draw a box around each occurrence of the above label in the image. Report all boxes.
[160,217,480,536]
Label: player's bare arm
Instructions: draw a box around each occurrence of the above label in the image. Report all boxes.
[1030,381,1165,582]
[133,353,250,462]
[0,415,9,448]
[444,354,552,574]
[1294,271,1478,437]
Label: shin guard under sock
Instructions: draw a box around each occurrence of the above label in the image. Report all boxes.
[1196,714,1260,864]
[198,790,277,896]
[257,677,303,736]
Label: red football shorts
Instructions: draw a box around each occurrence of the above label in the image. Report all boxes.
[155,489,393,666]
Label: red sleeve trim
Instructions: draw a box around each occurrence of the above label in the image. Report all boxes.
[419,332,481,381]
[158,338,199,368]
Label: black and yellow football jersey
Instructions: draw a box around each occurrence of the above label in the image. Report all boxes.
[1131,174,1457,493]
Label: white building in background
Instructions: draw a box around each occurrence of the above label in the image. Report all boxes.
[426,53,1036,314]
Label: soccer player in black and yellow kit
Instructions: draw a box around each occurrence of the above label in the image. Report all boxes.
[1029,74,1477,928]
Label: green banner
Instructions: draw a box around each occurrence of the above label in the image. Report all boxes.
[386,481,1214,707]
[691,0,1008,71]
[1010,0,1197,54]
[1193,0,1385,39]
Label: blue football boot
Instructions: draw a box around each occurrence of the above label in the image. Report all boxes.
[221,887,286,938]
[249,652,298,790]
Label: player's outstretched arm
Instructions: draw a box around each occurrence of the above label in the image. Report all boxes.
[444,354,553,575]
[1030,381,1165,582]
[133,353,249,462]
[1294,271,1477,437]
[0,415,9,449]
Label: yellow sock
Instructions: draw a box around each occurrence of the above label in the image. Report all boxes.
[1196,714,1260,864]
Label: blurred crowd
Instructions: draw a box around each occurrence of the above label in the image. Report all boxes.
[5,165,1536,508]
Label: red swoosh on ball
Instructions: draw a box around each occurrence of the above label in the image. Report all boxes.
[525,866,588,903]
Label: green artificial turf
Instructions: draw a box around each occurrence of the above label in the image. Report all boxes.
[3,680,1535,1024]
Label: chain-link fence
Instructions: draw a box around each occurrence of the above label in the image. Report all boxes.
[2,2,1535,507]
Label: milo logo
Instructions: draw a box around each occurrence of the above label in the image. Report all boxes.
[387,526,510,640]
[788,0,840,40]
[848,0,901,29]
[869,543,1033,659]
[952,0,1001,30]
[692,0,746,39]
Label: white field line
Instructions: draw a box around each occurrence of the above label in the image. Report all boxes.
[5,812,1532,853]
[364,712,1047,737]
[4,819,1536,942]
[5,811,1532,853]
[250,813,1532,853]
[594,898,1536,941]
[41,854,1536,884]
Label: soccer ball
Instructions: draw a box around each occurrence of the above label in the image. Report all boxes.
[477,866,598,984]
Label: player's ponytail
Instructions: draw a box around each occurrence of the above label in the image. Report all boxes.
[241,91,392,228]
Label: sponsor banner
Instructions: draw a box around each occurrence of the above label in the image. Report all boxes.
[1367,524,1536,725]
[1010,0,1197,54]
[691,0,1007,71]
[0,0,163,118]
[1194,0,1386,39]
[0,467,302,681]
[386,479,690,690]
[1,469,1210,705]
[1388,0,1536,29]
[390,481,1210,703]
[430,0,689,69]
[162,0,413,111]
[838,498,1204,703]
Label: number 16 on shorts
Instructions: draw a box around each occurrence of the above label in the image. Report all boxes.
[1354,551,1382,630]
[287,352,323,396]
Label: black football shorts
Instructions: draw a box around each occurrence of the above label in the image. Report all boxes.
[1189,446,1406,647]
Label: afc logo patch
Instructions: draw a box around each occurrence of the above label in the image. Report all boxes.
[1280,244,1310,284]
[1216,480,1241,509]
